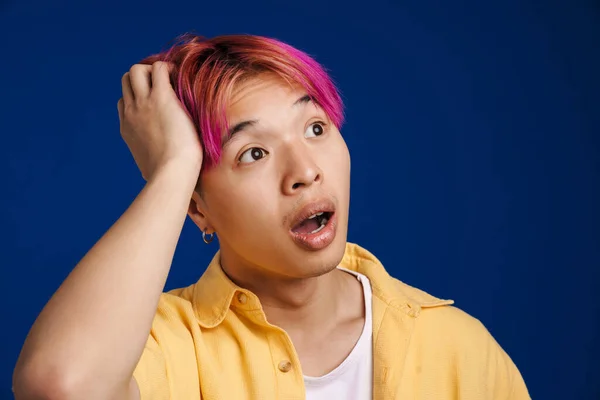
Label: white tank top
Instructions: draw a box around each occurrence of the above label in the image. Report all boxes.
[304,268,373,400]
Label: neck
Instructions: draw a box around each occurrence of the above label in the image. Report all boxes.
[261,269,348,332]
[221,261,357,333]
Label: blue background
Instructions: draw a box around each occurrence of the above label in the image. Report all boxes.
[1,1,598,398]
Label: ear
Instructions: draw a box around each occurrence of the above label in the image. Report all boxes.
[188,190,215,234]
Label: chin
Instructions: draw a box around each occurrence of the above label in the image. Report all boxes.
[287,234,347,279]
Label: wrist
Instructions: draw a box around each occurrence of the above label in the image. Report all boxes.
[149,159,201,190]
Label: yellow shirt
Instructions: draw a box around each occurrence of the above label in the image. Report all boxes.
[133,242,530,399]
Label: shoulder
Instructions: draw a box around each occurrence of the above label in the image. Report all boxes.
[382,274,503,359]
[415,304,497,351]
[417,303,486,333]
[137,285,201,367]
[149,285,199,334]
[134,286,201,399]
[383,276,495,351]
[411,304,530,398]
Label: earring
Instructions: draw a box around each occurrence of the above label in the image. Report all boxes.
[203,229,215,244]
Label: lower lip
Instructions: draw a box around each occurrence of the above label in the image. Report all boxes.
[289,212,338,251]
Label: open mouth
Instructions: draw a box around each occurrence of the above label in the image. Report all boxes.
[291,211,333,235]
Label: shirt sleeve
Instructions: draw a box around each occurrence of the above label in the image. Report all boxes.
[507,365,530,400]
[476,316,531,400]
[133,333,170,400]
[424,306,532,399]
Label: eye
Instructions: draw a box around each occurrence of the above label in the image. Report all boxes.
[304,122,326,138]
[238,147,268,164]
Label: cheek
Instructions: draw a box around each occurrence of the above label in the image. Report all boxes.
[324,135,351,179]
[204,177,277,234]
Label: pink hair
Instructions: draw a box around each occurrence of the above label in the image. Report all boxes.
[140,33,345,169]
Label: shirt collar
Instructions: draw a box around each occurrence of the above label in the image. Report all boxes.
[192,242,453,328]
[339,242,454,317]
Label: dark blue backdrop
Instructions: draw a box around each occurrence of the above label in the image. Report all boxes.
[1,1,598,399]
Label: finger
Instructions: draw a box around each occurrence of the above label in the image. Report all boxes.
[121,72,134,105]
[117,98,124,122]
[151,61,175,93]
[129,64,153,100]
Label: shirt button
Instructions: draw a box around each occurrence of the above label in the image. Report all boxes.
[237,292,248,304]
[278,360,292,373]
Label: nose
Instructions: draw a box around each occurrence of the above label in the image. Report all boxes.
[281,145,323,195]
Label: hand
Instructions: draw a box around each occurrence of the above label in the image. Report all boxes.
[117,62,203,181]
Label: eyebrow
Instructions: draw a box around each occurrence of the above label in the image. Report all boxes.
[222,94,312,148]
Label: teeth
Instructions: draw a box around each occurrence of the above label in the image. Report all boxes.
[309,217,328,234]
[310,224,326,234]
[308,212,324,220]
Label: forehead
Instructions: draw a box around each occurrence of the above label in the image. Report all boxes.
[226,74,306,122]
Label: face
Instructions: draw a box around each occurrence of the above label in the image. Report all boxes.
[189,73,351,280]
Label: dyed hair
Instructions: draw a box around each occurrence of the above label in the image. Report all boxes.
[139,33,345,170]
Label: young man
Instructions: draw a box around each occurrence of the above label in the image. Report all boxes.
[13,34,530,399]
